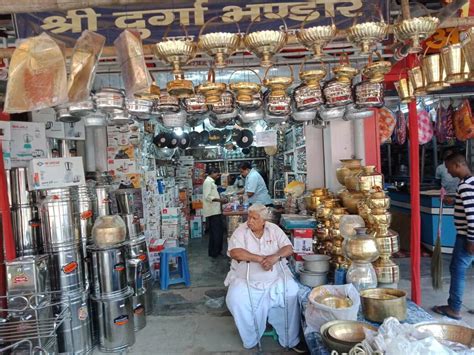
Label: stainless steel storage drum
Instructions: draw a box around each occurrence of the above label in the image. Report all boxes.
[55,290,94,354]
[88,243,128,297]
[143,274,154,315]
[6,255,50,295]
[95,185,111,217]
[92,288,135,352]
[132,291,147,332]
[37,187,81,251]
[127,258,144,296]
[127,236,150,276]
[49,246,85,292]
[10,205,42,256]
[77,185,97,244]
[121,214,140,239]
[115,188,141,215]
[10,168,34,206]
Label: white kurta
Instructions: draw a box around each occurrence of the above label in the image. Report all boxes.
[225,222,301,349]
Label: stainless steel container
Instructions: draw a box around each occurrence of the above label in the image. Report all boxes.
[95,185,111,217]
[88,243,128,298]
[143,274,154,315]
[127,258,144,296]
[127,235,150,276]
[10,205,42,256]
[78,185,97,244]
[115,188,141,215]
[55,290,94,354]
[92,287,136,352]
[6,169,12,207]
[121,214,141,239]
[49,246,85,292]
[37,187,81,251]
[6,255,50,295]
[132,291,147,332]
[10,168,34,206]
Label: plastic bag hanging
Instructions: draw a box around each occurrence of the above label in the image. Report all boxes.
[114,29,152,98]
[5,33,68,113]
[68,30,105,103]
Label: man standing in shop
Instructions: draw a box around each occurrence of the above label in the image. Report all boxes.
[436,149,460,194]
[203,168,226,258]
[239,162,272,206]
[433,153,474,320]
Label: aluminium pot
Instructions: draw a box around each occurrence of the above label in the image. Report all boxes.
[156,91,180,113]
[127,235,150,275]
[94,88,125,114]
[69,98,96,118]
[115,188,141,215]
[292,109,317,122]
[56,106,81,123]
[183,92,209,114]
[319,106,346,122]
[132,291,147,332]
[92,287,135,352]
[121,214,141,239]
[239,107,264,123]
[88,242,129,298]
[209,110,237,128]
[299,269,328,287]
[107,112,133,126]
[10,205,42,256]
[126,98,153,120]
[162,110,186,128]
[84,115,107,127]
[48,245,85,292]
[302,254,331,273]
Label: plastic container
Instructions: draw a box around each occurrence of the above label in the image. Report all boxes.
[92,215,127,247]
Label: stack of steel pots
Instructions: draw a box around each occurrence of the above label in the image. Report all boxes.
[88,215,136,352]
[115,189,154,315]
[9,168,42,256]
[37,187,94,354]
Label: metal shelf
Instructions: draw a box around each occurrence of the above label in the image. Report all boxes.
[195,159,225,163]
[195,157,267,163]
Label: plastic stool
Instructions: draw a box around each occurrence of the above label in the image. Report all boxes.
[263,326,279,341]
[159,247,191,290]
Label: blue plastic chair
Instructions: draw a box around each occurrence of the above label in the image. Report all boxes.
[159,247,191,290]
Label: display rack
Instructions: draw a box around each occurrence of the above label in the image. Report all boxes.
[283,125,307,185]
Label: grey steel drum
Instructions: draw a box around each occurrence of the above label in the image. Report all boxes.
[10,205,42,256]
[49,246,85,292]
[87,243,128,297]
[121,214,140,239]
[77,185,97,244]
[143,274,154,315]
[92,288,135,352]
[10,167,34,206]
[132,291,147,332]
[55,290,94,355]
[115,188,141,215]
[126,235,150,275]
[37,187,81,251]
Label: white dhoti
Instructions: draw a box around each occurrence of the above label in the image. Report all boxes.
[225,262,301,349]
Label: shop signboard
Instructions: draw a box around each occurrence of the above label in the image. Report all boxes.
[14,0,389,46]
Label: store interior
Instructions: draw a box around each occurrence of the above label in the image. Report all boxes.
[0,0,473,354]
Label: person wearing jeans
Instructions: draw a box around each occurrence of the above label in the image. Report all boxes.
[433,153,474,320]
[203,168,226,258]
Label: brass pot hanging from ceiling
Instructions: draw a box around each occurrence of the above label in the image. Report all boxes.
[167,73,195,99]
[461,28,474,80]
[441,31,470,84]
[243,14,288,68]
[198,16,241,69]
[394,73,414,104]
[296,10,336,59]
[197,68,227,105]
[153,26,197,75]
[294,58,327,111]
[362,51,391,83]
[347,9,389,54]
[333,53,359,83]
[229,68,262,109]
[422,47,448,92]
[408,58,428,97]
[263,65,294,98]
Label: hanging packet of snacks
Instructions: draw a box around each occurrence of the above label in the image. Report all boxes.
[68,30,105,103]
[417,106,434,145]
[392,109,407,145]
[114,29,152,97]
[435,102,455,143]
[453,99,474,141]
[5,33,68,113]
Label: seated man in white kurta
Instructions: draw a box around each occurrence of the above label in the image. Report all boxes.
[225,204,301,350]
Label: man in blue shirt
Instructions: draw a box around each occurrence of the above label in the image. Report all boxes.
[239,162,273,206]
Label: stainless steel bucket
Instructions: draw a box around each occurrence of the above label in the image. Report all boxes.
[132,291,147,332]
[87,243,128,298]
[121,214,141,239]
[115,188,141,215]
[95,185,111,217]
[55,290,94,355]
[37,187,81,251]
[10,168,34,206]
[92,287,135,352]
[49,246,85,292]
[143,274,154,315]
[6,255,50,295]
[10,205,42,256]
[127,235,150,276]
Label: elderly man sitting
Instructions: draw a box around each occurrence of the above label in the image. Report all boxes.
[225,204,302,351]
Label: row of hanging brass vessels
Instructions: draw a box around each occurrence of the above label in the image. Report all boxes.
[336,159,400,285]
[397,29,474,103]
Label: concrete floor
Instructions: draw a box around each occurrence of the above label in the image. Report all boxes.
[103,236,474,354]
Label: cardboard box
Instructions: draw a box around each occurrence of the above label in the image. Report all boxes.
[161,224,179,239]
[0,121,11,141]
[292,229,313,238]
[190,216,203,239]
[64,120,85,140]
[161,207,180,223]
[2,141,11,169]
[45,121,66,139]
[107,145,135,160]
[10,122,47,164]
[28,157,86,190]
[291,237,313,253]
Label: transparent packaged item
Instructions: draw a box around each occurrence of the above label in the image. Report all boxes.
[92,215,127,247]
[346,262,378,291]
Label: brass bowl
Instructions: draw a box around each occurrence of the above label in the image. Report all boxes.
[229,82,261,103]
[167,79,195,99]
[414,322,474,348]
[348,22,389,53]
[197,82,227,104]
[393,16,440,41]
[299,69,327,87]
[320,320,377,353]
[368,197,390,210]
[154,39,197,74]
[198,32,240,68]
[244,30,287,67]
[333,65,359,83]
[263,76,294,97]
[315,295,353,309]
[360,288,407,323]
[297,25,336,58]
[373,256,400,284]
[343,234,379,263]
[362,60,392,83]
[341,191,365,214]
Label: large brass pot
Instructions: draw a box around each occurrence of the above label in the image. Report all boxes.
[408,66,427,96]
[375,232,400,254]
[373,256,400,284]
[358,166,383,193]
[368,191,390,210]
[343,227,380,263]
[167,78,195,99]
[394,77,414,103]
[336,159,362,186]
[360,288,406,322]
[423,53,446,92]
[441,43,470,84]
[341,191,365,214]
